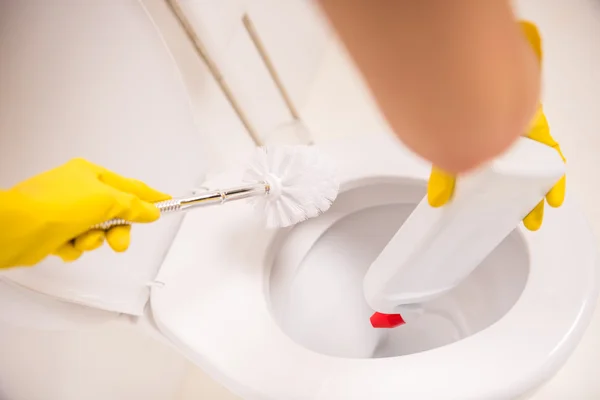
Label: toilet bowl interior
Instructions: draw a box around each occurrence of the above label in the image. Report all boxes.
[268,178,530,359]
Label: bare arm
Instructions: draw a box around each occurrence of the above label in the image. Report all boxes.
[318,0,540,172]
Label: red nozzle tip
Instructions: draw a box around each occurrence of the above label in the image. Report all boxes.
[370,312,405,328]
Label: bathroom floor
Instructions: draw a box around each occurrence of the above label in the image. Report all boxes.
[176,0,600,398]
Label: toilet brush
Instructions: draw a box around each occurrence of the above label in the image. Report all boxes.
[91,145,339,230]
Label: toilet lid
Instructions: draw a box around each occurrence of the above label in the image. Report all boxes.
[151,134,599,399]
[0,1,257,316]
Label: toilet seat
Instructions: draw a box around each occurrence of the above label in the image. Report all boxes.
[151,133,599,399]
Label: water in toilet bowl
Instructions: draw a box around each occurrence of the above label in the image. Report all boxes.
[269,181,529,359]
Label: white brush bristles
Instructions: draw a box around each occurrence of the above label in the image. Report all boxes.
[243,145,339,228]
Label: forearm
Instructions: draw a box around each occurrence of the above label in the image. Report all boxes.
[319,0,540,173]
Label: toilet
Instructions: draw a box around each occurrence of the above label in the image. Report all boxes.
[150,132,599,400]
[1,133,597,399]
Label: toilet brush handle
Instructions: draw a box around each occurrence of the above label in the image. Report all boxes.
[90,183,268,231]
[92,198,185,231]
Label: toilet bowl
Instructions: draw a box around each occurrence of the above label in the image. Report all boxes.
[0,133,598,399]
[148,133,598,399]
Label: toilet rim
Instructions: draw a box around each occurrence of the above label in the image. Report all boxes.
[151,135,599,399]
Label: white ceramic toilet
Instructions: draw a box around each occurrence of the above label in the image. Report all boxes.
[149,133,599,400]
[1,132,597,399]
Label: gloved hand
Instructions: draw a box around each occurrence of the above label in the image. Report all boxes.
[427,20,566,231]
[0,158,170,268]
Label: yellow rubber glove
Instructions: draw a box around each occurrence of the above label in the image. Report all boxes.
[427,20,566,231]
[0,158,170,269]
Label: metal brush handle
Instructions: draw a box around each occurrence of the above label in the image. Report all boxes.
[91,182,268,231]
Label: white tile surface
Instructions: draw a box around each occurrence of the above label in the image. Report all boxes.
[176,366,238,400]
[246,0,333,113]
[0,320,189,400]
[301,41,392,143]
